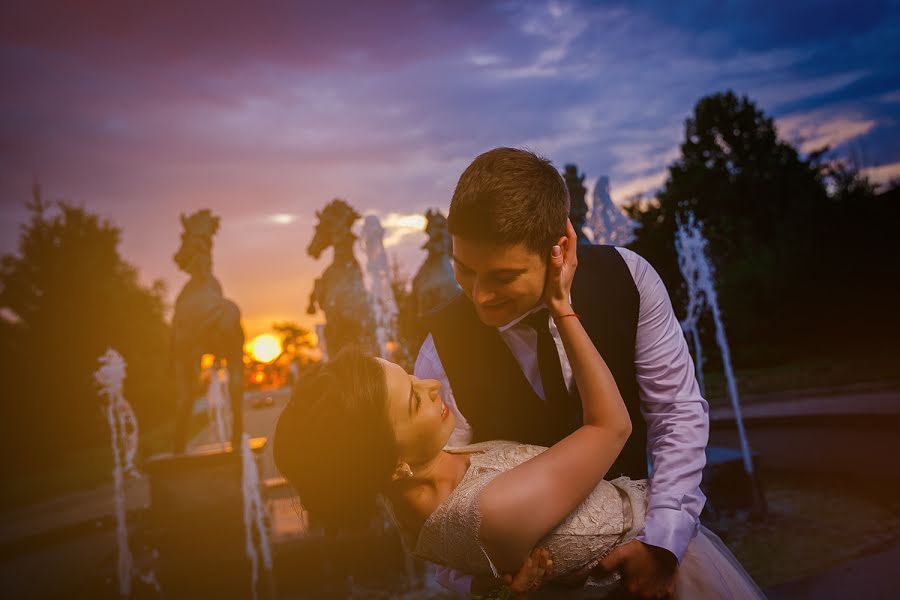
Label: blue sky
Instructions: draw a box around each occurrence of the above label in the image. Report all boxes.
[2,0,899,336]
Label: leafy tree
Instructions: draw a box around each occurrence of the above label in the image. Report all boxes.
[0,184,172,472]
[627,91,899,362]
[272,320,315,357]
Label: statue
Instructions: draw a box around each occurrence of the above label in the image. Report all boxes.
[172,209,245,453]
[307,199,376,358]
[411,209,460,331]
[589,176,636,246]
[563,164,590,244]
[360,215,400,360]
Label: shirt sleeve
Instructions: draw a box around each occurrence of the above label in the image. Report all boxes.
[621,248,709,563]
[414,334,473,448]
[433,565,474,596]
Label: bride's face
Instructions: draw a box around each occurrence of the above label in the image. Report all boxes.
[377,358,455,467]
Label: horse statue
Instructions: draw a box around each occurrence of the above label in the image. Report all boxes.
[307,199,376,358]
[411,209,460,324]
[172,209,245,453]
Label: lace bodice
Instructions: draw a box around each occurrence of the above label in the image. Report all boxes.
[412,441,649,578]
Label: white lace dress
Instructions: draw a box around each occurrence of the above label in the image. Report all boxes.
[412,441,766,599]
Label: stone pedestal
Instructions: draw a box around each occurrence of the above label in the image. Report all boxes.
[145,437,272,600]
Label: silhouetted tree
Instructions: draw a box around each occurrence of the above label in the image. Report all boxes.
[272,321,314,357]
[563,164,590,244]
[627,91,899,361]
[0,184,171,472]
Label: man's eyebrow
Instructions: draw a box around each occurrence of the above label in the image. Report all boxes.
[451,255,527,276]
[451,254,471,270]
[408,379,415,417]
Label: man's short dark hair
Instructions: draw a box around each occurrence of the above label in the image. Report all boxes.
[448,147,569,255]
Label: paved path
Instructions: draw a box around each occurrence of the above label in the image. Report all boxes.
[708,379,900,484]
[767,540,900,599]
[709,379,900,421]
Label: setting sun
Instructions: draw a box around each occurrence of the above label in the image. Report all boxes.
[247,333,282,364]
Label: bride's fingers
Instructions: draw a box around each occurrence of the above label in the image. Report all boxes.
[564,219,578,265]
[549,246,564,276]
[551,244,563,263]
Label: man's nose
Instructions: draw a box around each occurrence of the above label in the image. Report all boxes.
[472,281,495,305]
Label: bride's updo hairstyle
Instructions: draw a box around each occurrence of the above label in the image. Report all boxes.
[273,348,397,532]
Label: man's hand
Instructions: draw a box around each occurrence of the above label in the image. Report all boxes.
[500,547,553,598]
[595,540,677,599]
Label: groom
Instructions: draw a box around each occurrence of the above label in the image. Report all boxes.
[415,147,709,598]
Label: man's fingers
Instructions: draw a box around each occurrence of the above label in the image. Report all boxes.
[565,218,578,248]
[597,549,623,573]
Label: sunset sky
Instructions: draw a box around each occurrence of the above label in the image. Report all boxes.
[2,1,899,338]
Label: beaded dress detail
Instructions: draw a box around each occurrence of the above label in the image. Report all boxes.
[413,441,648,577]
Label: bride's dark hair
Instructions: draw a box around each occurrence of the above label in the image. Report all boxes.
[273,347,397,532]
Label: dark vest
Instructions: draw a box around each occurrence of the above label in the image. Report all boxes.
[426,245,647,479]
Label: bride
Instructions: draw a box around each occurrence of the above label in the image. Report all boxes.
[273,230,764,599]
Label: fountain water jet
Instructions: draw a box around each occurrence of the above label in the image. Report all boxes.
[205,359,230,447]
[588,176,636,246]
[241,432,273,600]
[360,215,399,359]
[675,211,765,514]
[94,348,143,597]
[678,248,708,396]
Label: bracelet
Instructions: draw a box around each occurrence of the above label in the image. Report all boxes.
[558,313,581,320]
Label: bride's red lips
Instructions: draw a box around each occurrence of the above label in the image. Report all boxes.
[440,401,449,421]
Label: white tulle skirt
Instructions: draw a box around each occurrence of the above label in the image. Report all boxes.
[543,526,766,599]
[673,525,766,599]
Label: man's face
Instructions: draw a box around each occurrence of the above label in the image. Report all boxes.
[451,236,547,328]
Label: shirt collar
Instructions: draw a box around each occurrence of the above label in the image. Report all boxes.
[495,292,573,333]
[496,302,546,333]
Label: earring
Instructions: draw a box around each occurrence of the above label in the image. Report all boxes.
[400,464,414,479]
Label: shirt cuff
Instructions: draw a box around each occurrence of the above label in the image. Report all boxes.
[635,505,700,563]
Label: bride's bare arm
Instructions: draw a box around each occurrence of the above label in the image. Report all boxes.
[478,220,632,574]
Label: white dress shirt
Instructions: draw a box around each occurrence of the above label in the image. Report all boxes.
[415,247,709,595]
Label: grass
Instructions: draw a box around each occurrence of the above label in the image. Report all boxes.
[0,444,116,513]
[0,414,206,514]
[710,474,900,588]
